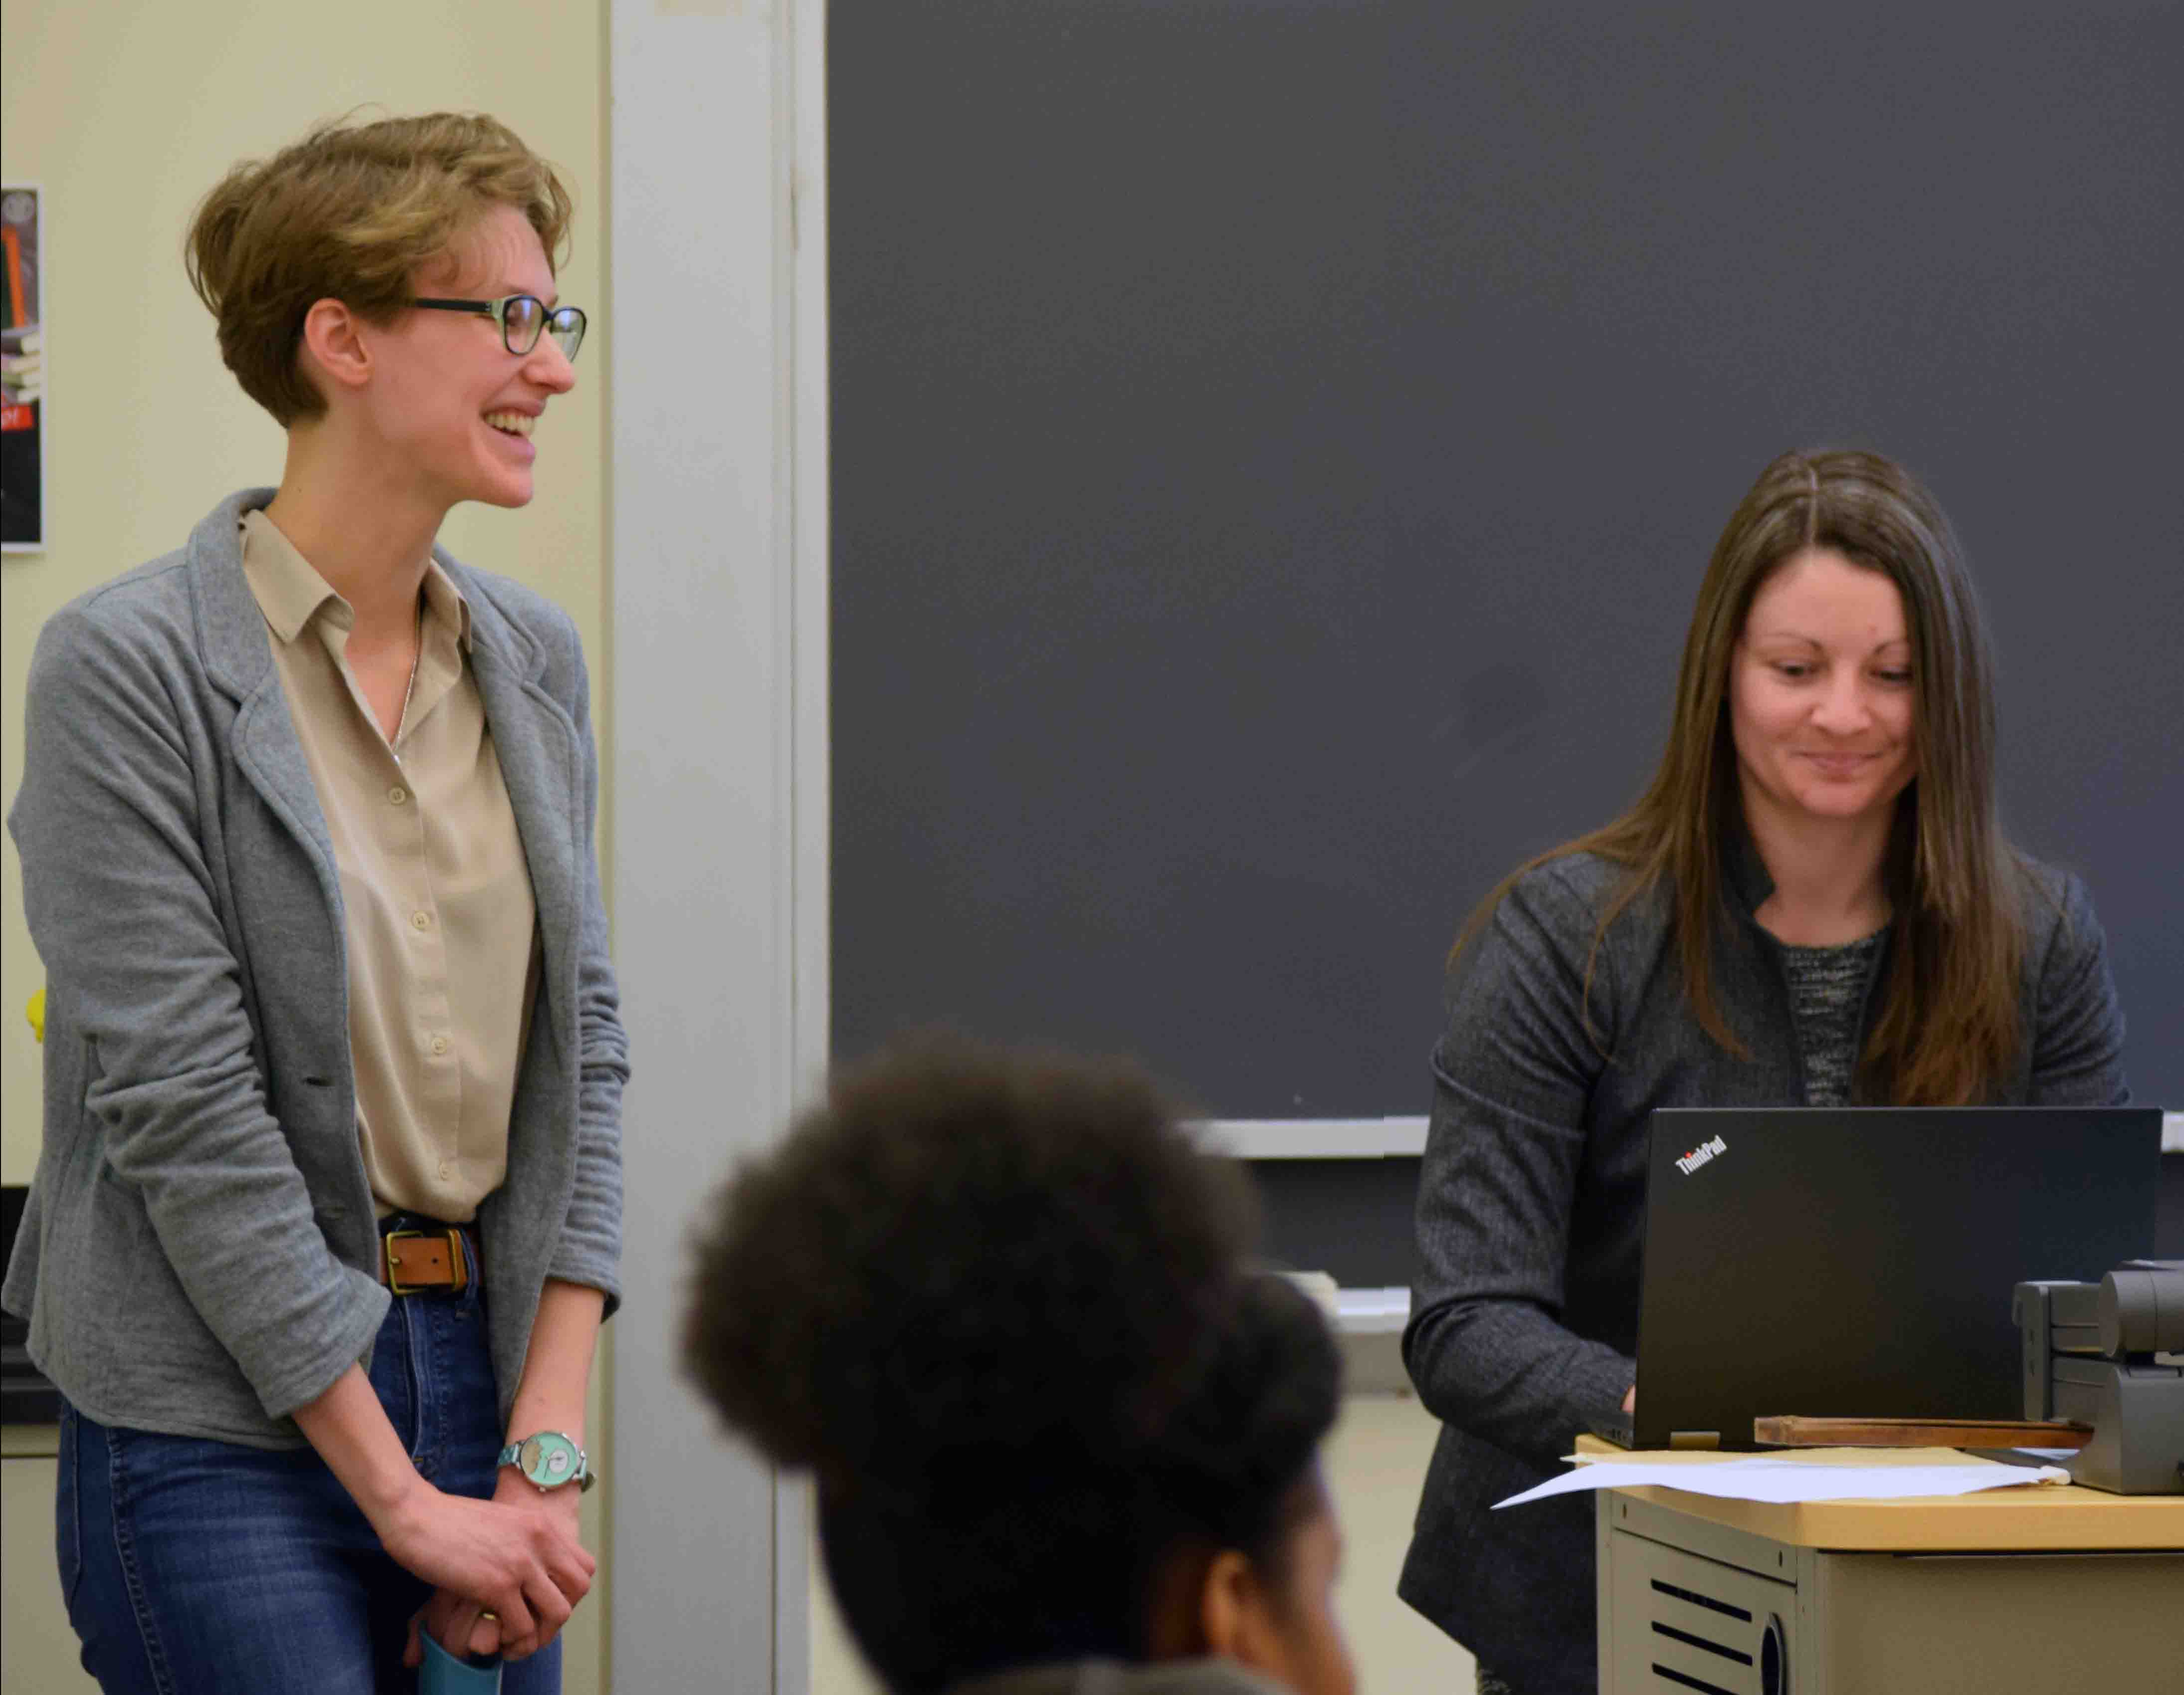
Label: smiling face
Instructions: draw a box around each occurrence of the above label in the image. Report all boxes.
[1729,547,1920,834]
[354,203,575,511]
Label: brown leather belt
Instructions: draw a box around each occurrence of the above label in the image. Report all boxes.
[378,1221,474,1295]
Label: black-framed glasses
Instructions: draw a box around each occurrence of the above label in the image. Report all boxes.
[412,295,588,362]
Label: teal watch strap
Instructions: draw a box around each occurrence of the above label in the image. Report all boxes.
[499,1430,595,1492]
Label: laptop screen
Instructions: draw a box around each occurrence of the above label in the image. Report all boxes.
[1631,1106,2160,1450]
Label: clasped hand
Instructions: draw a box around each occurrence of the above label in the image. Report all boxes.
[380,1472,593,1666]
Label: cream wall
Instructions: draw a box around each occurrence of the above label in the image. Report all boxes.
[0,4,612,1691]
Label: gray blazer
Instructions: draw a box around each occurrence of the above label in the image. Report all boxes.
[1398,834,2126,1694]
[2,490,628,1448]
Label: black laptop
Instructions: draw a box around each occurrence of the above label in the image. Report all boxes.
[1594,1106,2160,1451]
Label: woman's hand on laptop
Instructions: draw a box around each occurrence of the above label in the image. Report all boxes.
[1622,1384,1636,1414]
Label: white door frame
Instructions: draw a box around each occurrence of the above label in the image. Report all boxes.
[607,0,828,1688]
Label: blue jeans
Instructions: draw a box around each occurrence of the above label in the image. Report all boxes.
[56,1265,562,1695]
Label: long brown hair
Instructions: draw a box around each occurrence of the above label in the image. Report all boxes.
[1455,449,2026,1105]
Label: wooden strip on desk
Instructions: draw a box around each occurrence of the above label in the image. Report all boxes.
[1755,1414,2090,1450]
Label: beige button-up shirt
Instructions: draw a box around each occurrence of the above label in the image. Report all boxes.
[241,509,538,1222]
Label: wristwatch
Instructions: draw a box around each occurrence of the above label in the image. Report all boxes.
[498,1431,596,1493]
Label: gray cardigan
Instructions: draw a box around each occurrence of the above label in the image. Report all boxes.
[1398,835,2126,1694]
[2,490,628,1448]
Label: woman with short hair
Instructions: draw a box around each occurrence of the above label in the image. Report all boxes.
[3,113,623,1691]
[1398,449,2129,1695]
[682,1042,1356,1695]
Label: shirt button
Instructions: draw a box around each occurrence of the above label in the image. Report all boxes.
[429,1034,451,1057]
[438,1159,453,1179]
[411,910,432,931]
[388,785,408,806]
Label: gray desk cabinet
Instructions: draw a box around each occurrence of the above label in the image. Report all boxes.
[1595,1485,2183,1695]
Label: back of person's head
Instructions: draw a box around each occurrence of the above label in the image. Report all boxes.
[186,111,574,425]
[680,1042,1349,1695]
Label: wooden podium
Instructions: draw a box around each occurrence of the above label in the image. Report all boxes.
[1577,1437,2184,1695]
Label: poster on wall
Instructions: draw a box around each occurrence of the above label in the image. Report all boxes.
[2,183,44,552]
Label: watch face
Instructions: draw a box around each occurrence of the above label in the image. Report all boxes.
[520,1432,580,1487]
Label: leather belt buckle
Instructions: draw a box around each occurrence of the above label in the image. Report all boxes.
[382,1227,469,1295]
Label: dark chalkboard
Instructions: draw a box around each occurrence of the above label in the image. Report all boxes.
[831,1,2184,1118]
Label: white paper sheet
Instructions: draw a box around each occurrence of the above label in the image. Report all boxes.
[1493,1454,2071,1509]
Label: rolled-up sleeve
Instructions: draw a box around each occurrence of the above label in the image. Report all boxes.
[1404,867,1634,1468]
[12,604,386,1419]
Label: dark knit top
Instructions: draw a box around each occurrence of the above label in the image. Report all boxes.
[1781,927,1889,1105]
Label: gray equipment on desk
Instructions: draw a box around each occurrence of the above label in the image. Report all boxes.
[2015,1260,2184,1495]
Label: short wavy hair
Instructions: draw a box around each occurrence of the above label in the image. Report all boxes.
[680,1040,1342,1695]
[185,112,575,425]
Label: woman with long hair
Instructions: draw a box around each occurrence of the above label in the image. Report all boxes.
[1397,449,2128,1695]
[681,1042,1356,1695]
[4,114,623,1689]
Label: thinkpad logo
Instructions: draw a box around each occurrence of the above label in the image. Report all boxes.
[1674,1133,1728,1176]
